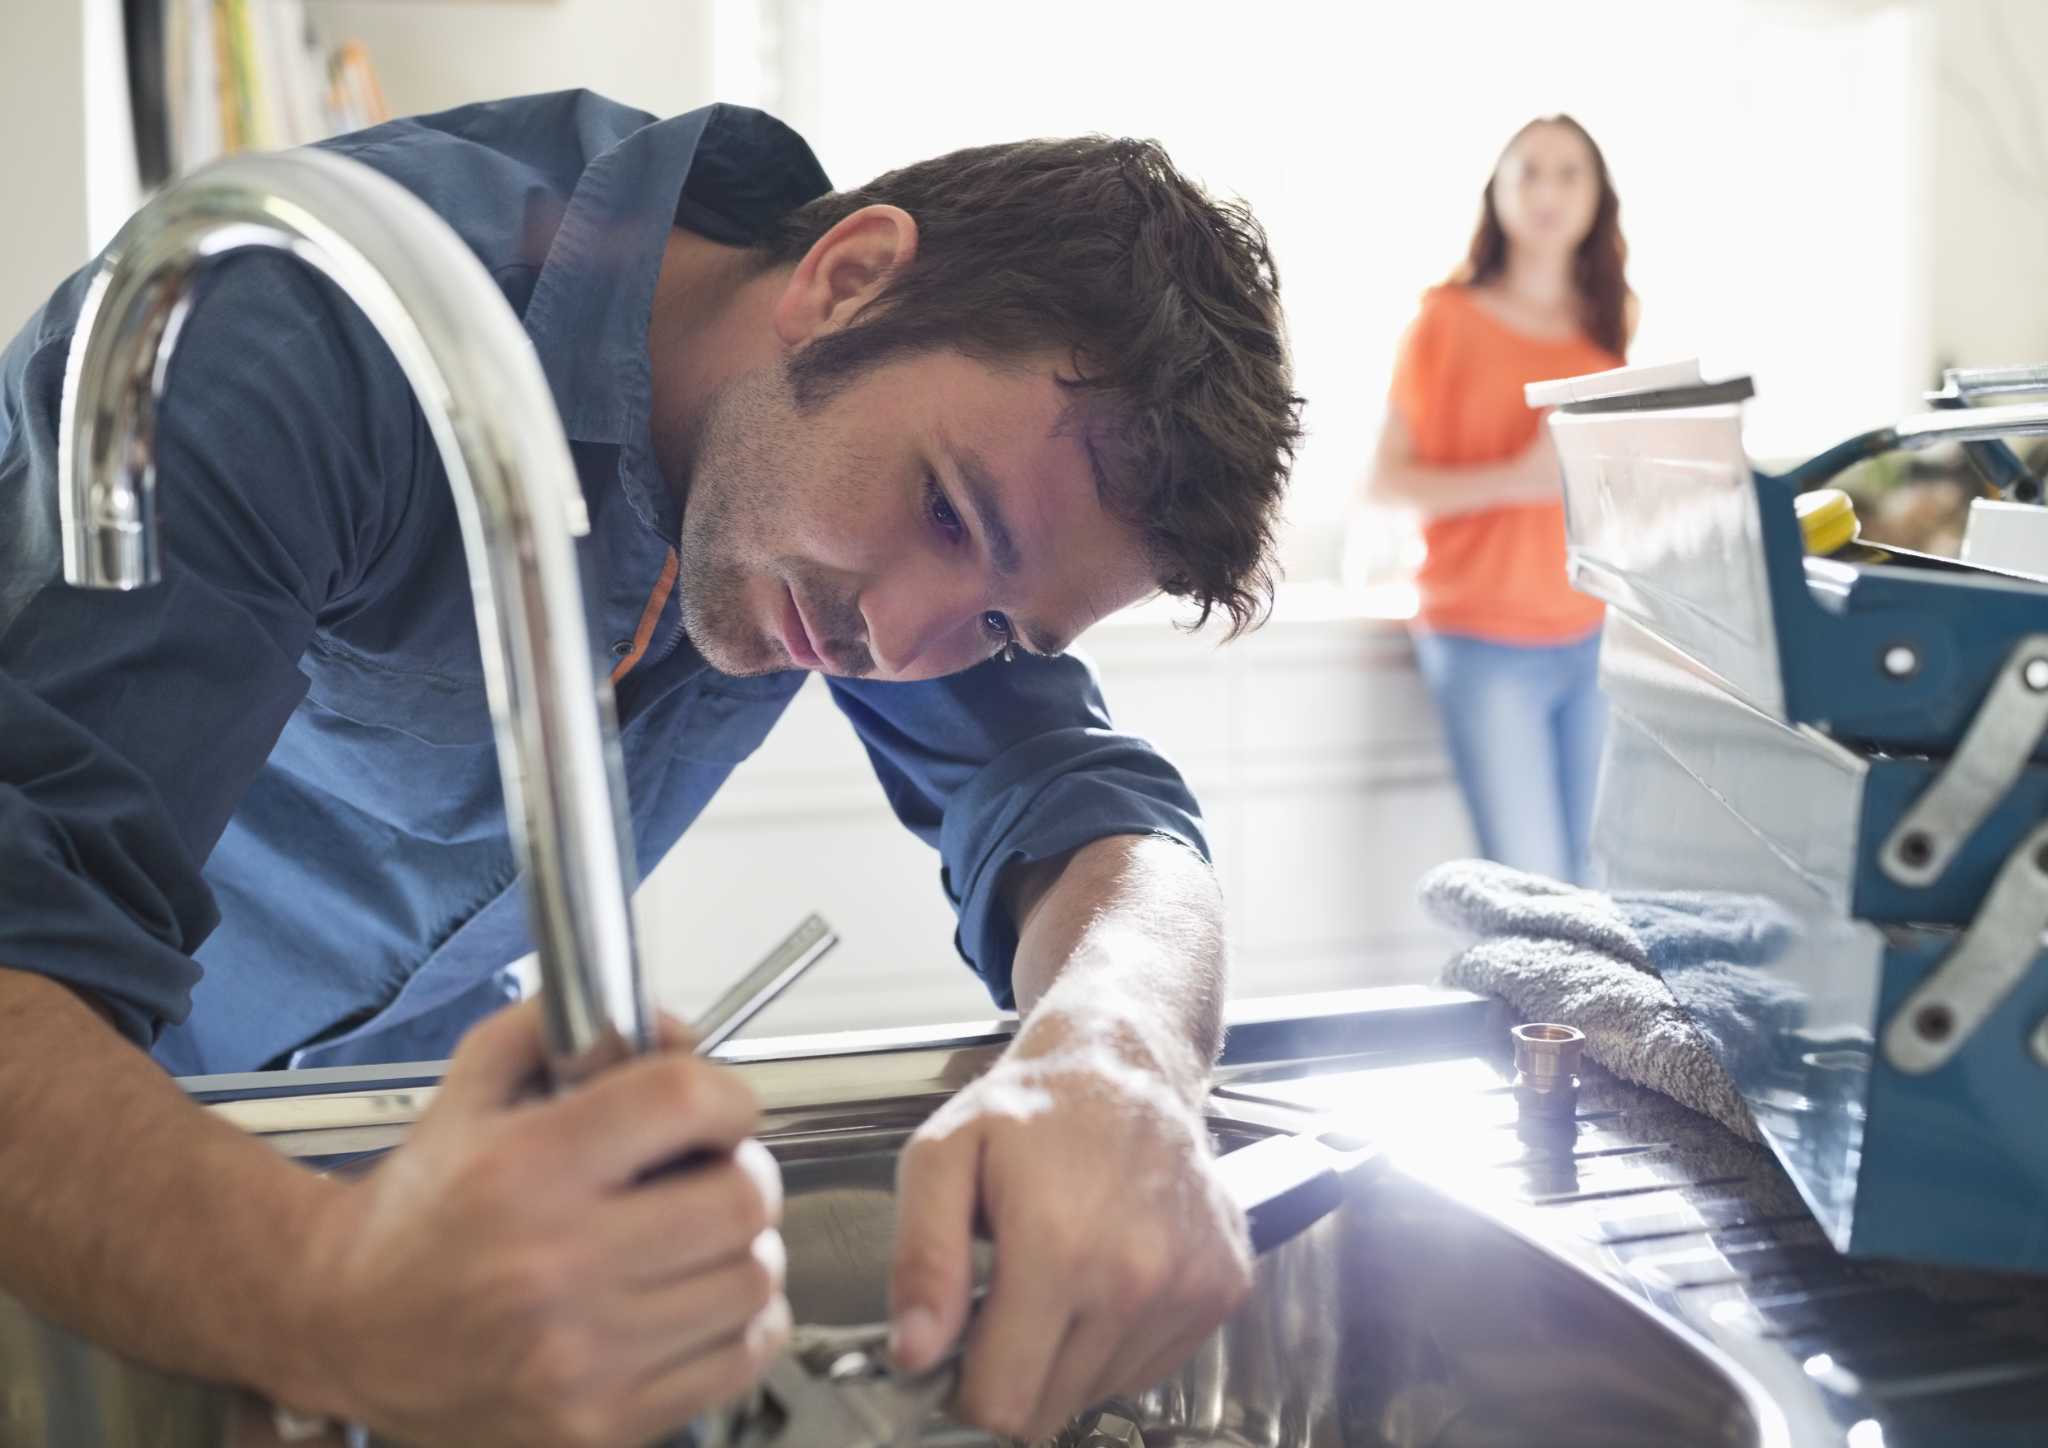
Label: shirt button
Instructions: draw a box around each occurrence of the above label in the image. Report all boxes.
[610,639,633,659]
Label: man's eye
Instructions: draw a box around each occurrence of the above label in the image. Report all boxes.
[981,611,1015,646]
[925,476,963,538]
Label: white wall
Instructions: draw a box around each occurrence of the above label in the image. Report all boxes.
[0,5,88,336]
[303,0,717,120]
[0,3,124,338]
[1930,0,2048,373]
[0,0,725,343]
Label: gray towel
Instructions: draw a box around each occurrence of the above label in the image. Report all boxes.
[1419,860,1797,1144]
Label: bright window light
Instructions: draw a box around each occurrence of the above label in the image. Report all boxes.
[785,0,1925,579]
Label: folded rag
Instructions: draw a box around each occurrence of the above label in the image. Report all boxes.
[1419,860,1808,1144]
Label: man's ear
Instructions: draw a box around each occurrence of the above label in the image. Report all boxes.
[771,204,918,349]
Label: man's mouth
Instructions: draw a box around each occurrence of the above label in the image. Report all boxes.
[778,585,824,670]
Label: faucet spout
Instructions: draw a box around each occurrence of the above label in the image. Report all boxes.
[57,150,650,1084]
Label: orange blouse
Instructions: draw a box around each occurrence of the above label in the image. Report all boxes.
[1389,284,1619,643]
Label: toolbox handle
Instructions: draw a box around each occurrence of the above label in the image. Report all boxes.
[1938,364,2048,400]
[1892,402,2048,447]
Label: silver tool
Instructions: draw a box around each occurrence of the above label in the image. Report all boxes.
[699,1312,976,1448]
[694,914,840,1055]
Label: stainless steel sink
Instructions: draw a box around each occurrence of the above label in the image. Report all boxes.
[0,992,1794,1447]
[0,1125,1774,1448]
[764,1114,1777,1447]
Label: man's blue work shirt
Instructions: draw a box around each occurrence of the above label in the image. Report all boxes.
[0,93,1207,1074]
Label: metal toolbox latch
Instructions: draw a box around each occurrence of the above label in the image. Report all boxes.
[1881,634,2048,887]
[1884,816,2048,1073]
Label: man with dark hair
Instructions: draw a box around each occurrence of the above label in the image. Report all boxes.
[0,94,1300,1445]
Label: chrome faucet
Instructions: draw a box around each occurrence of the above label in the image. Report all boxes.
[57,150,650,1085]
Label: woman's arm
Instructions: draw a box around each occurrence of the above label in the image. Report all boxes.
[1363,406,1562,520]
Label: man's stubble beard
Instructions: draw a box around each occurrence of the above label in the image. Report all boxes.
[673,362,879,679]
[675,366,789,677]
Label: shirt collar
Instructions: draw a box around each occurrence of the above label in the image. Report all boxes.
[521,103,830,536]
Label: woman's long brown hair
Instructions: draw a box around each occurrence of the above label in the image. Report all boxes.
[1452,115,1634,358]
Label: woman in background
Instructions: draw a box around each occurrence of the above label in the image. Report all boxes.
[1367,115,1634,885]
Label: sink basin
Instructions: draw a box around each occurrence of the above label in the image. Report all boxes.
[765,1116,1773,1448]
[0,995,1788,1447]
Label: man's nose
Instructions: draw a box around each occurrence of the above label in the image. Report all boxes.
[861,565,983,678]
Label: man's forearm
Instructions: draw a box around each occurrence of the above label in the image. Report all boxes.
[892,834,1241,1434]
[1000,834,1226,1103]
[0,967,341,1405]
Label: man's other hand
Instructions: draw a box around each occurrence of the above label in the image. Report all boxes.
[887,1016,1252,1442]
[296,1000,790,1447]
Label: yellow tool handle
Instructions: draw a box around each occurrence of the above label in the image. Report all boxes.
[1796,487,1861,556]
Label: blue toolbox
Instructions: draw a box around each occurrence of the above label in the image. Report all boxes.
[1526,360,2048,1274]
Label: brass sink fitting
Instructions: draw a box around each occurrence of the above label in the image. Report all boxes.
[1511,1022,1586,1123]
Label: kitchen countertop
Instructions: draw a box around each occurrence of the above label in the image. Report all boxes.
[1218,1022,2048,1448]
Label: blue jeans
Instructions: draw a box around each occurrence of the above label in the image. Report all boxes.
[1412,629,1607,886]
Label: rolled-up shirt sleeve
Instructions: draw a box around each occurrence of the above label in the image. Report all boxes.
[826,650,1209,1008]
[0,254,419,1044]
